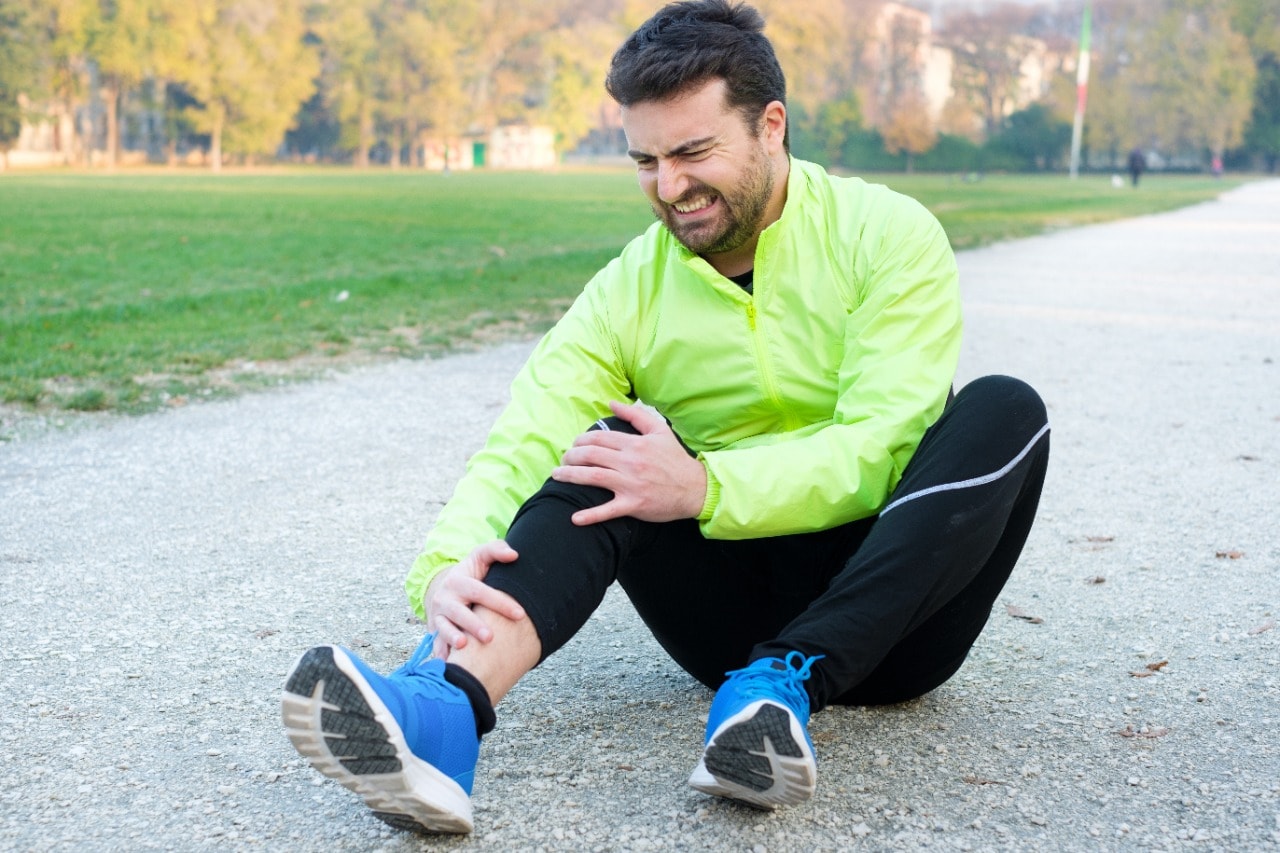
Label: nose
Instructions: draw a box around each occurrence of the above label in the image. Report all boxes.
[656,160,689,204]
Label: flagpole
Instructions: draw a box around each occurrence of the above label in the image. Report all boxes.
[1069,0,1092,179]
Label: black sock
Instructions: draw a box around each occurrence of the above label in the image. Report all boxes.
[443,663,497,737]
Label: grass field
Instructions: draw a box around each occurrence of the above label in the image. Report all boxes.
[0,168,1240,417]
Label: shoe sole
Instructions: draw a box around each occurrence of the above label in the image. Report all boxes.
[688,700,816,809]
[281,645,474,834]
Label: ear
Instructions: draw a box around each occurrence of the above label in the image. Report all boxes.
[761,100,787,154]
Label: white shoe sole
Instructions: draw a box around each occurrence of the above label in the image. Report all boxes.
[281,645,474,834]
[688,700,816,809]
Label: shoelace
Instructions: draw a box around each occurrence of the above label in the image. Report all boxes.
[391,631,439,679]
[724,650,824,713]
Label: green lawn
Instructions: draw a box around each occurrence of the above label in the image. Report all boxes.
[0,168,1239,416]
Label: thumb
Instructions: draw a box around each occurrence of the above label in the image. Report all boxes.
[609,400,667,434]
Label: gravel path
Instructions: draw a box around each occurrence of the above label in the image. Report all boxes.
[3,180,1278,851]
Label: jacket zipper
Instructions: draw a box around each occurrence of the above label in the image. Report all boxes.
[745,300,796,429]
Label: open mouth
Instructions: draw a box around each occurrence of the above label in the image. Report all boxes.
[671,195,718,216]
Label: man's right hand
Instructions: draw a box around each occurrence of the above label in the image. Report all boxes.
[424,540,526,659]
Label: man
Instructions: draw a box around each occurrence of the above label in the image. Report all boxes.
[1128,147,1146,187]
[282,0,1049,835]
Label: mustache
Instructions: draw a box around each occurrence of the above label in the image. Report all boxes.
[666,183,720,209]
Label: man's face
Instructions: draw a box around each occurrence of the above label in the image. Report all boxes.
[622,79,784,263]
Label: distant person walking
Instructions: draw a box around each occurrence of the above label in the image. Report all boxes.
[1128,147,1147,187]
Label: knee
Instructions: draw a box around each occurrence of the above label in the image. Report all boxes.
[960,375,1047,432]
[517,415,638,516]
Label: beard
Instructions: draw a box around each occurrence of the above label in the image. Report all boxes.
[655,145,775,257]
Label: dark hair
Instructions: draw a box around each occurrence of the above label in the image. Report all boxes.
[606,0,788,148]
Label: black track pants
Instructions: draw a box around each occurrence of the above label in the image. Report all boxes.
[483,375,1050,710]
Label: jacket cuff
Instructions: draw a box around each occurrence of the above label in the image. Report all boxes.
[405,552,452,621]
[696,456,720,523]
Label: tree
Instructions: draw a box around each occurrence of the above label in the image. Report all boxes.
[1231,0,1280,170]
[161,0,318,169]
[1149,0,1254,160]
[989,103,1072,170]
[37,0,95,164]
[371,0,447,168]
[442,0,569,132]
[1088,0,1255,165]
[541,19,616,155]
[85,0,158,167]
[940,3,1038,139]
[1243,53,1280,171]
[815,93,864,167]
[0,0,42,166]
[310,0,388,166]
[880,89,937,172]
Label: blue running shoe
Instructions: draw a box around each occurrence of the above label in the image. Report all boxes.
[281,634,479,834]
[688,651,823,809]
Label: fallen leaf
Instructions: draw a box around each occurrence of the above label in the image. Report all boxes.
[1248,619,1275,636]
[1130,661,1167,678]
[350,636,372,649]
[1236,455,1260,462]
[252,627,279,639]
[1085,535,1115,543]
[1215,550,1245,560]
[1116,725,1170,739]
[1006,604,1044,624]
[1085,576,1106,585]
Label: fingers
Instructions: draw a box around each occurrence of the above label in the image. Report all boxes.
[469,540,519,577]
[571,499,630,526]
[426,540,526,654]
[609,399,667,434]
[559,441,622,469]
[434,576,525,643]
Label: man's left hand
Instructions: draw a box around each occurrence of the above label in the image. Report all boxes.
[551,400,707,526]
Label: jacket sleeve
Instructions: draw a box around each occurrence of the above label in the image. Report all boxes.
[696,197,962,538]
[404,276,632,619]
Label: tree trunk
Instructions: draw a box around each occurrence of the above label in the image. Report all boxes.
[56,106,77,166]
[103,78,120,169]
[210,104,224,172]
[356,99,373,168]
[390,123,402,169]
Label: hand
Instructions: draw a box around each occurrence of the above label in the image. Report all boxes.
[551,400,708,526]
[425,540,526,658]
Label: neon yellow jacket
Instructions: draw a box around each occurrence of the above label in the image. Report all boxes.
[406,158,962,618]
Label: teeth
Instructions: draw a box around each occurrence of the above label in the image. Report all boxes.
[673,197,713,214]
